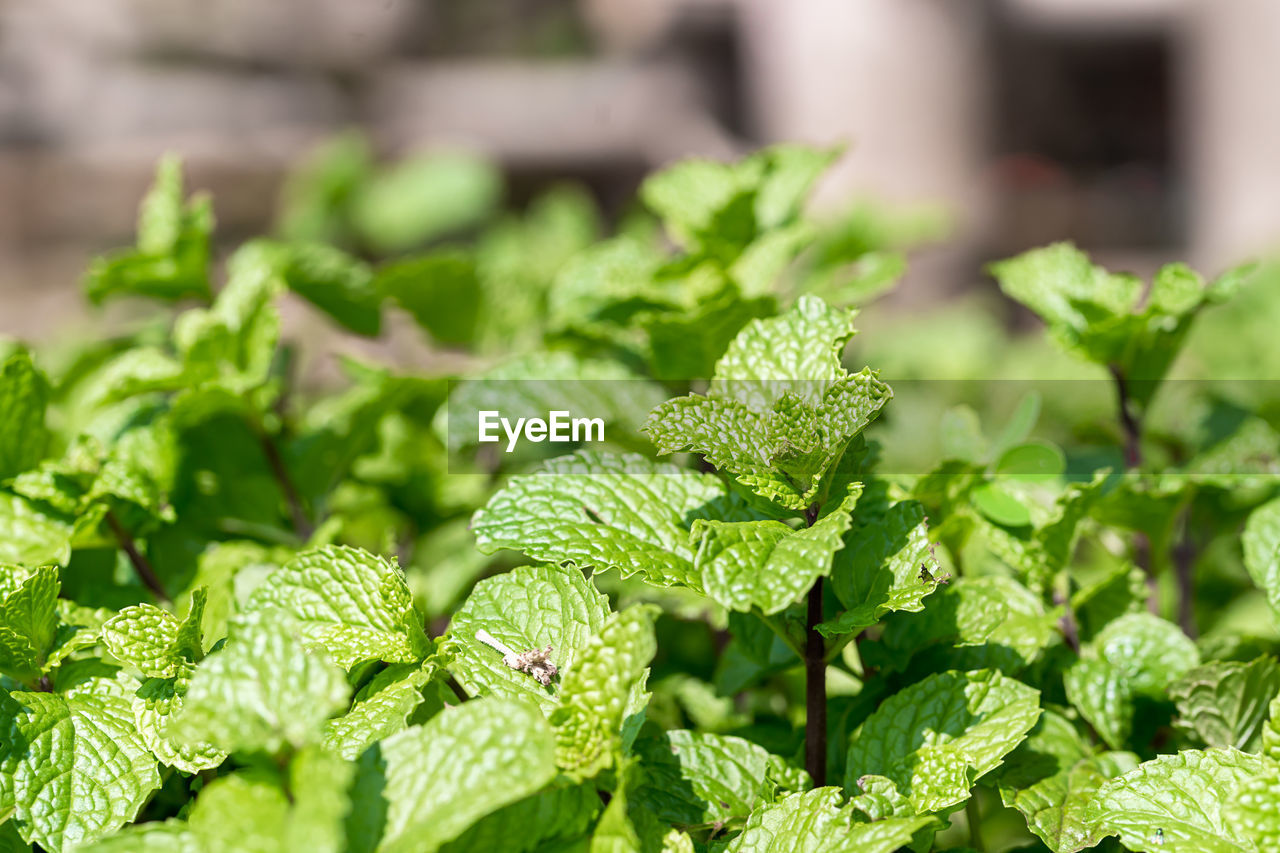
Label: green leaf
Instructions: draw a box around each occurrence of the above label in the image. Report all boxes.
[1065,613,1199,749]
[440,782,600,853]
[552,605,658,780]
[322,661,438,759]
[996,712,1138,853]
[0,494,73,567]
[352,697,557,853]
[631,729,788,827]
[65,820,195,852]
[472,451,732,589]
[1265,695,1280,761]
[1243,496,1280,621]
[820,493,942,638]
[0,689,161,852]
[692,490,855,615]
[276,130,373,243]
[132,673,227,773]
[1087,748,1268,853]
[1171,656,1280,751]
[646,297,892,511]
[276,241,381,336]
[994,441,1066,477]
[971,482,1032,527]
[989,244,1229,406]
[1063,659,1134,751]
[0,565,59,684]
[866,576,1053,675]
[246,545,429,669]
[378,250,481,348]
[100,595,204,679]
[351,151,501,254]
[172,611,350,754]
[444,350,665,455]
[0,352,50,481]
[1224,762,1280,851]
[712,295,856,388]
[183,747,353,853]
[1015,752,1139,853]
[447,564,612,712]
[844,668,1041,812]
[85,156,213,305]
[723,788,930,853]
[646,284,775,381]
[1089,612,1200,695]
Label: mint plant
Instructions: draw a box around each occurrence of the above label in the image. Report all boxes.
[2,146,1279,852]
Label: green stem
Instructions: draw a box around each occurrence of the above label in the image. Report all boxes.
[966,794,984,851]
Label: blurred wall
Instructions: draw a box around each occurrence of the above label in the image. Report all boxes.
[2,0,1280,336]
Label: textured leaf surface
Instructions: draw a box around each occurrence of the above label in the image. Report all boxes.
[1243,497,1280,620]
[996,710,1137,853]
[844,668,1041,812]
[1265,695,1280,761]
[631,730,782,826]
[552,605,657,780]
[712,295,855,389]
[132,674,226,773]
[1224,762,1280,851]
[1066,613,1199,749]
[692,497,853,615]
[100,605,189,678]
[723,788,929,853]
[447,564,611,711]
[0,565,59,684]
[322,661,437,760]
[820,494,941,637]
[1063,658,1135,751]
[1087,748,1267,853]
[0,689,161,852]
[646,297,891,510]
[247,545,429,668]
[472,452,730,588]
[1171,657,1280,750]
[362,697,557,853]
[868,576,1052,674]
[172,612,350,754]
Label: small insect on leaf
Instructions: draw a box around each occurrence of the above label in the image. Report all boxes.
[475,628,559,685]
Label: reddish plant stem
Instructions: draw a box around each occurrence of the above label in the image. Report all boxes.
[803,503,826,787]
[252,421,313,540]
[106,509,170,603]
[1109,365,1160,612]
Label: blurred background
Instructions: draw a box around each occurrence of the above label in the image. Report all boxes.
[2,0,1279,339]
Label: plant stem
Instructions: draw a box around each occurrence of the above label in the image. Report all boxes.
[1052,587,1080,655]
[1173,512,1198,638]
[804,581,827,787]
[1109,365,1143,470]
[251,419,313,540]
[1109,365,1159,612]
[803,503,827,787]
[105,509,170,603]
[966,794,984,852]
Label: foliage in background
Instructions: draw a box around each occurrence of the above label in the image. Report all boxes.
[1,141,1280,852]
